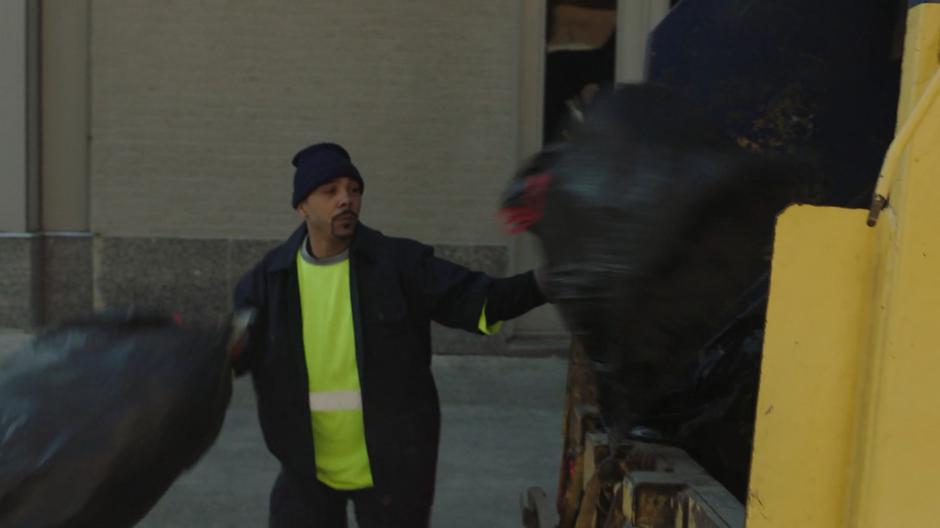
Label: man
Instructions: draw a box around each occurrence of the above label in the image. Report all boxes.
[234,142,546,527]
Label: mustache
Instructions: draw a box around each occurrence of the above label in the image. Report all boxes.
[332,210,358,221]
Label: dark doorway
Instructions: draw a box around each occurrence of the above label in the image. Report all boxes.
[542,0,617,144]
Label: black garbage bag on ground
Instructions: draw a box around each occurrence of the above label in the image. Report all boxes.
[0,309,242,528]
[501,83,818,498]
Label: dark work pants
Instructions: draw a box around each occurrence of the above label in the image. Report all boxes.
[268,471,432,528]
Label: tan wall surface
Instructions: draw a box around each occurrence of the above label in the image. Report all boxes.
[90,0,522,245]
[41,0,90,232]
[0,0,29,232]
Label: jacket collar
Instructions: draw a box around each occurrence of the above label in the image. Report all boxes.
[267,222,379,272]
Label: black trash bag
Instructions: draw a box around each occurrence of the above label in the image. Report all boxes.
[501,82,816,443]
[0,308,245,528]
[676,321,765,500]
[640,298,768,501]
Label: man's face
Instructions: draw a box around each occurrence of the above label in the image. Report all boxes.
[296,176,363,242]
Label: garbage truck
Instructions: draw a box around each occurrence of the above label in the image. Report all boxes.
[519,0,939,525]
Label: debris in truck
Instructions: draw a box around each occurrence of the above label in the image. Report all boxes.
[502,82,816,498]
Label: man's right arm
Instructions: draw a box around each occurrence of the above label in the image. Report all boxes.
[232,261,267,375]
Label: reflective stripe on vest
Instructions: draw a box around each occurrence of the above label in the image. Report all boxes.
[309,390,363,412]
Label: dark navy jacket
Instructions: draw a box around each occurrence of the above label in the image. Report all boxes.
[233,223,545,508]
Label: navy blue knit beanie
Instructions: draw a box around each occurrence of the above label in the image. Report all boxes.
[291,143,364,208]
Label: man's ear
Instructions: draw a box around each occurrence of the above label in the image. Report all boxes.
[295,204,306,219]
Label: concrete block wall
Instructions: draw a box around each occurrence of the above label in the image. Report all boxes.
[90,0,522,245]
[0,2,534,354]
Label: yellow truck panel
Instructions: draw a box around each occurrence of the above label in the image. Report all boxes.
[749,3,940,526]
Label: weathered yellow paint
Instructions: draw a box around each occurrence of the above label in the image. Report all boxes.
[847,4,940,526]
[746,206,878,527]
[895,5,940,127]
[748,4,940,527]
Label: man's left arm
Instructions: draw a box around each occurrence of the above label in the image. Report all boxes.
[481,269,546,329]
[409,245,546,333]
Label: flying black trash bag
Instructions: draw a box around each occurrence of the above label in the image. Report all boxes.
[502,83,817,497]
[0,309,248,528]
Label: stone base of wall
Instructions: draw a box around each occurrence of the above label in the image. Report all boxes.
[95,236,274,326]
[0,234,94,328]
[0,233,561,355]
[0,236,40,328]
